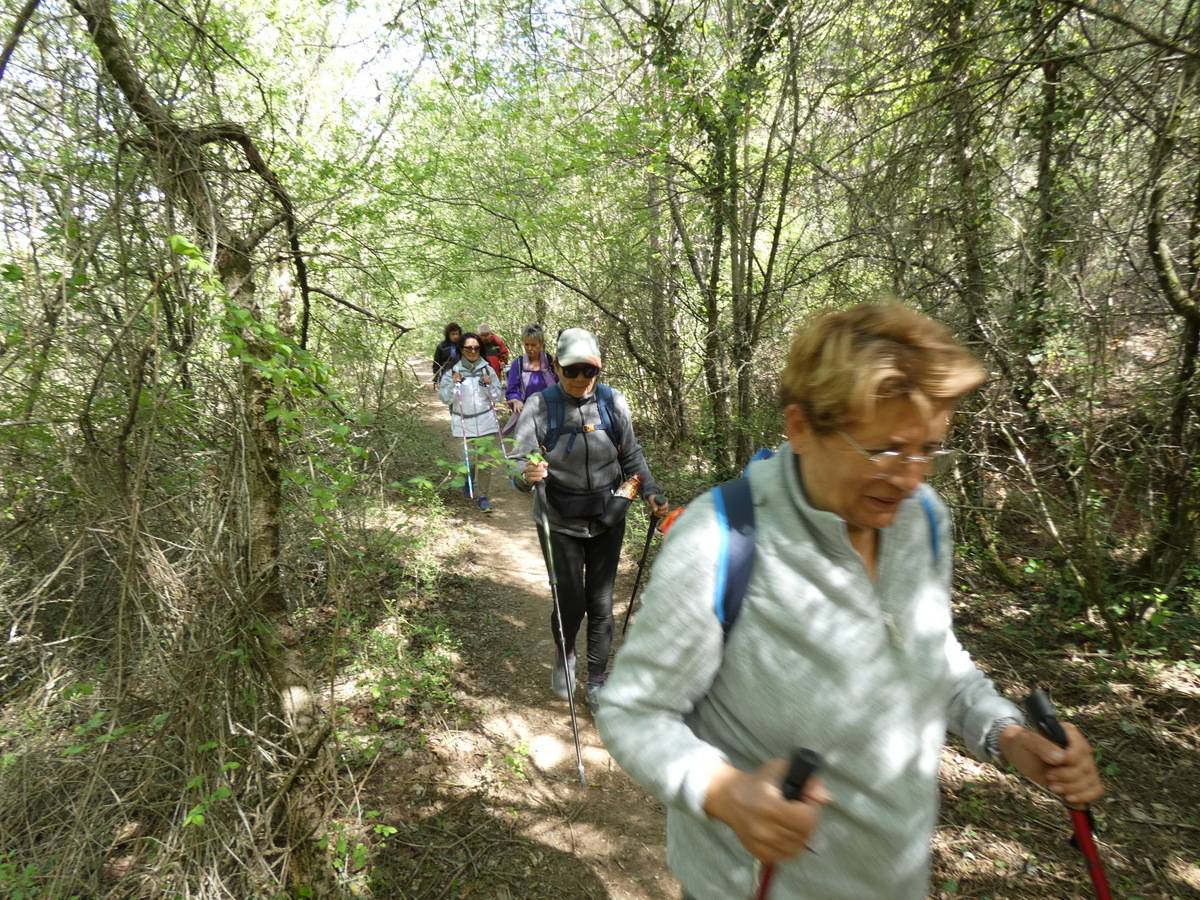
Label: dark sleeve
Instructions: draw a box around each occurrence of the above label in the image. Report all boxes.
[611,389,661,498]
[511,391,547,493]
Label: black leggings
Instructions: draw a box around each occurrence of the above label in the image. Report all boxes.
[542,520,626,684]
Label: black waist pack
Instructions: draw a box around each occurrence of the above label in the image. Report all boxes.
[546,478,617,520]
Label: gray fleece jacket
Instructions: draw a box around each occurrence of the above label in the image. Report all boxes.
[512,385,660,538]
[596,445,1023,900]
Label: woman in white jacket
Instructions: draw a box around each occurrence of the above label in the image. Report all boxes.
[438,332,503,512]
[597,304,1103,899]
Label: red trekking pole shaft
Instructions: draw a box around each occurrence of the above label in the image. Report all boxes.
[755,749,821,900]
[1026,689,1111,900]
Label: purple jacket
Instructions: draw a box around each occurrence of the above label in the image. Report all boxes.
[505,353,557,403]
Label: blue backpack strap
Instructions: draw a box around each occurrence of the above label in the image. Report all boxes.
[542,384,566,451]
[595,384,622,448]
[918,490,941,567]
[744,446,774,476]
[712,477,756,641]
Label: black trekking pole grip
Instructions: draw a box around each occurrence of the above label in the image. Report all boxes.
[1024,687,1112,900]
[1026,687,1069,748]
[781,748,823,801]
[755,748,823,900]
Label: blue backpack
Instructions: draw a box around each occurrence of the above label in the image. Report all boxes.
[710,449,942,640]
[541,383,623,454]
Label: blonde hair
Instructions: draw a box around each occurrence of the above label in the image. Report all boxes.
[779,303,985,432]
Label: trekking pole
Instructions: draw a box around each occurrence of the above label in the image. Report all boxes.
[620,496,665,637]
[452,382,474,499]
[1025,688,1112,900]
[755,749,823,900]
[534,477,587,788]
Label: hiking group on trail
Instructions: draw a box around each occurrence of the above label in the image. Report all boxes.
[430,306,1106,900]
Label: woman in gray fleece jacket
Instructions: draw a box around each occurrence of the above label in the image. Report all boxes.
[515,328,669,708]
[597,304,1103,899]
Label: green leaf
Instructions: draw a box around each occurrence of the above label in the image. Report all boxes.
[63,682,94,700]
[75,710,107,734]
[167,234,201,257]
[1,262,24,282]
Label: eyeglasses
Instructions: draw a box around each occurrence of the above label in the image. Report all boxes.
[836,430,957,476]
[462,344,481,352]
[561,363,599,379]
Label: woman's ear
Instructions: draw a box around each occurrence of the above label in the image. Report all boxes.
[784,403,814,456]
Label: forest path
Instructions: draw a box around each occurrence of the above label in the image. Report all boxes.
[358,367,675,899]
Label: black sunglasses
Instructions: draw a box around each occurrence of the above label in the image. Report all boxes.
[462,344,481,352]
[561,363,599,379]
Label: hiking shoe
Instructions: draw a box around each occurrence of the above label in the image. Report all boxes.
[551,652,575,700]
[476,495,492,512]
[585,682,603,714]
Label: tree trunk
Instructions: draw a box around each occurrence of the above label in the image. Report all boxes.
[1142,32,1200,585]
[70,0,325,887]
[646,167,687,446]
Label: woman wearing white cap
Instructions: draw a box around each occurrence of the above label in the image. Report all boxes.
[513,328,670,711]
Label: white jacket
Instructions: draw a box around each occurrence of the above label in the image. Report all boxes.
[438,358,501,438]
[597,445,1024,899]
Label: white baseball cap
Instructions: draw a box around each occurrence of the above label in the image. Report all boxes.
[556,328,602,367]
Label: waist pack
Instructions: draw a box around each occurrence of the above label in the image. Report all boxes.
[546,477,619,520]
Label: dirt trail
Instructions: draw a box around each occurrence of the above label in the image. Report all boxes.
[363,371,676,899]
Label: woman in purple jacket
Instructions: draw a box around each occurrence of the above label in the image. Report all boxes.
[504,324,557,432]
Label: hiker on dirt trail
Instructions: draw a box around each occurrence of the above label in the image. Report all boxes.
[596,304,1103,900]
[513,327,669,713]
[504,324,557,431]
[439,333,503,513]
[477,323,510,378]
[432,322,463,384]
